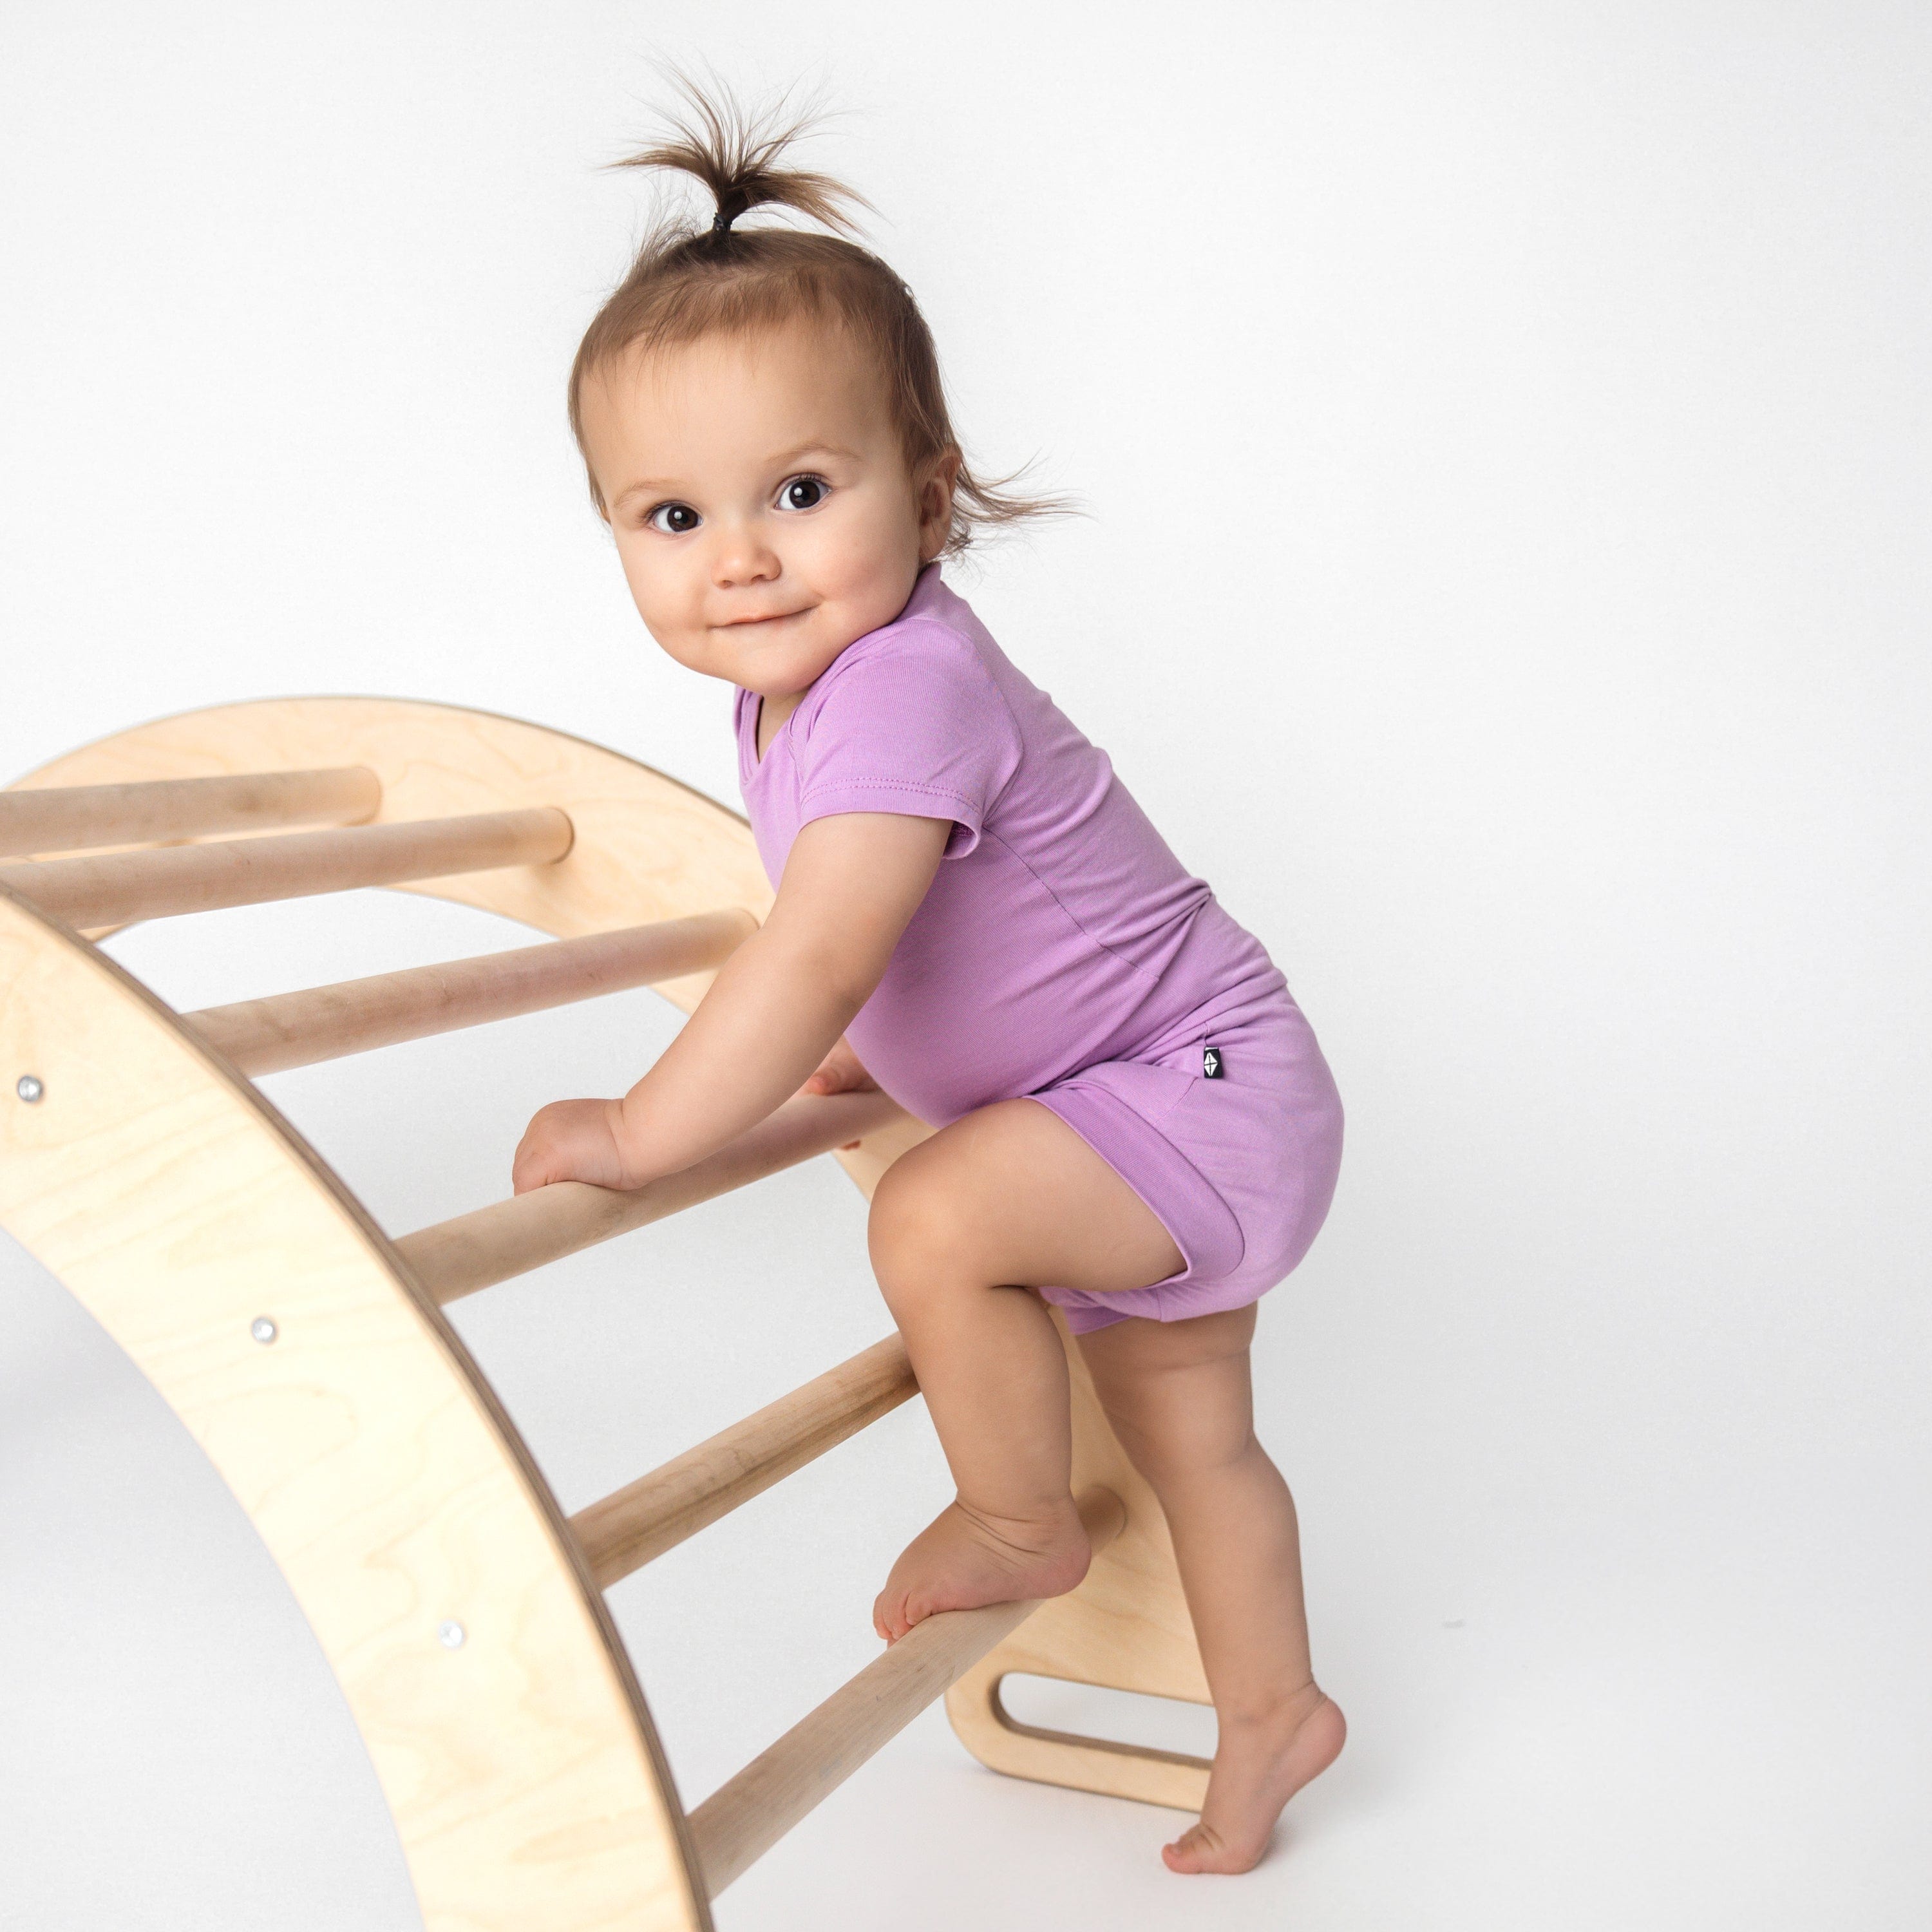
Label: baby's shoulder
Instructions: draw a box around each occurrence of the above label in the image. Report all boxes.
[802,583,1010,730]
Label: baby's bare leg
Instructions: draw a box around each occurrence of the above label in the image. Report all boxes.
[1077,1305,1346,1873]
[866,1097,1186,1643]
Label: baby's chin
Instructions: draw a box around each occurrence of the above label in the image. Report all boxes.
[731,613,872,688]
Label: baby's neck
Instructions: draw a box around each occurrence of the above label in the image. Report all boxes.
[755,688,806,761]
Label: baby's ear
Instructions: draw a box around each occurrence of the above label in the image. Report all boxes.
[918,448,963,554]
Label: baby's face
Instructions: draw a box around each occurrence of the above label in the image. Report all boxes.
[582,319,956,697]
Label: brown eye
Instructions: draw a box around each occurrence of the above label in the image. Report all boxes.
[648,502,700,534]
[777,475,827,511]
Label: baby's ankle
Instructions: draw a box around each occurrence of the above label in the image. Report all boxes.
[1217,1676,1327,1732]
[951,1492,1086,1555]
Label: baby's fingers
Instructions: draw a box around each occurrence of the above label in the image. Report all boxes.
[800,1037,878,1099]
[511,1104,573,1193]
[511,1136,551,1195]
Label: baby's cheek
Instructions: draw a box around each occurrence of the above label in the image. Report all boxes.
[812,524,923,638]
[624,567,699,664]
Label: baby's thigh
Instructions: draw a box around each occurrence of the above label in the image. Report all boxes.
[867,1096,1184,1297]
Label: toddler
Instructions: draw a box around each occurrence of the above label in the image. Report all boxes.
[513,84,1347,1875]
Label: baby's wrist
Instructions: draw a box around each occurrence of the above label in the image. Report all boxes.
[605,1096,656,1190]
[610,1095,695,1191]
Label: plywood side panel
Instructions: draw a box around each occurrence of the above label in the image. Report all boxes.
[0,889,710,1932]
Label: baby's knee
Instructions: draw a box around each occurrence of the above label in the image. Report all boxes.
[1096,1385,1258,1494]
[867,1152,979,1299]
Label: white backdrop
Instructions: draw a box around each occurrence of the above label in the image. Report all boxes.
[2,5,1926,1928]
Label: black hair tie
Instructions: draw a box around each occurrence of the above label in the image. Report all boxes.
[711,187,751,237]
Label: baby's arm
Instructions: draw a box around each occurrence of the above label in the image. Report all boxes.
[511,810,950,1194]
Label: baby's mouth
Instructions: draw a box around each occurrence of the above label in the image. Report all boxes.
[719,608,811,629]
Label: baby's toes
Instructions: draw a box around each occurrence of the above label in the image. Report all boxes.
[871,1586,907,1644]
[1160,1823,1225,1875]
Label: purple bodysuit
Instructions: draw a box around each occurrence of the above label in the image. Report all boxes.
[734,564,1343,1332]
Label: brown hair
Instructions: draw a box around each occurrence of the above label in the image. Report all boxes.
[567,77,1070,554]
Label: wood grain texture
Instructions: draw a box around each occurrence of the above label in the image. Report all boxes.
[0,765,381,857]
[943,1305,1215,1815]
[0,807,574,931]
[0,884,711,1932]
[187,909,756,1077]
[570,1335,918,1587]
[688,1486,1128,1898]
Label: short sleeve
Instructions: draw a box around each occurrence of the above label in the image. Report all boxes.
[793,626,1023,860]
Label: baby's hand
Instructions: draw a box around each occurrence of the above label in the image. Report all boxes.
[800,1035,877,1098]
[512,1097,631,1195]
[799,1036,878,1150]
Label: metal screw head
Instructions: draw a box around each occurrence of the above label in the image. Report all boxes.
[250,1317,278,1345]
[15,1075,43,1104]
[438,1620,467,1651]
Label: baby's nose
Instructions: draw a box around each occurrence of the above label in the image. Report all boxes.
[710,529,781,586]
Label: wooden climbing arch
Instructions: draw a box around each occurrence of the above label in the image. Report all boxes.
[0,697,1214,1929]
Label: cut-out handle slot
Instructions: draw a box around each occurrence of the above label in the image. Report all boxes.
[993,1672,1216,1765]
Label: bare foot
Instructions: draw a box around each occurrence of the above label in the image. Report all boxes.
[873,1497,1091,1643]
[1162,1681,1347,1875]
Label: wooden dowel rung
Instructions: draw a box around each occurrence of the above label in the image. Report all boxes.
[184,909,757,1077]
[569,1336,918,1588]
[395,1086,907,1305]
[687,1486,1127,1897]
[0,808,573,931]
[0,766,381,859]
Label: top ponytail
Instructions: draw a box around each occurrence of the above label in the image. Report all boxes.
[567,73,1070,554]
[611,79,871,242]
